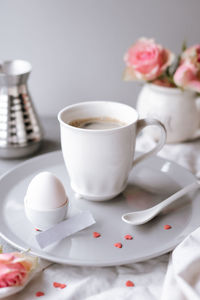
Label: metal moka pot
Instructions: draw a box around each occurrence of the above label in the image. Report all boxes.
[0,60,43,158]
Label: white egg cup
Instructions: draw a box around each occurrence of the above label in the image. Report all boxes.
[24,197,69,231]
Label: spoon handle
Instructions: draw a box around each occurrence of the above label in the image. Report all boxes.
[157,180,199,211]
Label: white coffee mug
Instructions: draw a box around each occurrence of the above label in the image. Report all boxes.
[58,101,166,201]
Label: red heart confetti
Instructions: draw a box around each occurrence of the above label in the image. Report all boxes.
[114,242,122,248]
[126,280,134,287]
[124,234,133,240]
[53,282,60,288]
[164,224,172,230]
[35,291,45,297]
[93,232,101,238]
[35,228,40,231]
[53,282,67,289]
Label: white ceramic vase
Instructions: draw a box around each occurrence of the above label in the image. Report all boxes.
[136,84,200,143]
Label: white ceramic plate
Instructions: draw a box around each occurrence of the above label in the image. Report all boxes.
[0,151,199,267]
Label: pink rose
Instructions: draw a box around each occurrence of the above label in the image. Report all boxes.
[0,252,37,288]
[173,44,200,92]
[173,62,200,93]
[123,38,174,81]
[181,45,200,66]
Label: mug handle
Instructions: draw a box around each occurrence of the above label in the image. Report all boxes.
[132,118,167,167]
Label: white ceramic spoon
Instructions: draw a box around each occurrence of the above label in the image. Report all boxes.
[122,180,200,225]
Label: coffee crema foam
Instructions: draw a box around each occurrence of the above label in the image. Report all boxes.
[69,117,126,130]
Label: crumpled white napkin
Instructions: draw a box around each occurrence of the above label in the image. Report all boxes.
[161,227,200,300]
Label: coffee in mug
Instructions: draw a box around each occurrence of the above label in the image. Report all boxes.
[69,117,126,130]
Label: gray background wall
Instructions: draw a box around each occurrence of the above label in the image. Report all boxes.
[0,0,200,116]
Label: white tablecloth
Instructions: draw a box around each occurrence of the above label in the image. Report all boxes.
[3,134,200,300]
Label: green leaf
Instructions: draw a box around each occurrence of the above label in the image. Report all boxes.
[182,40,187,52]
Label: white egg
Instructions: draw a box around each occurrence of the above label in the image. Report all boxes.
[24,172,69,230]
[25,172,67,210]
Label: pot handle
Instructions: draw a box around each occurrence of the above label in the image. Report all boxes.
[132,118,167,167]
